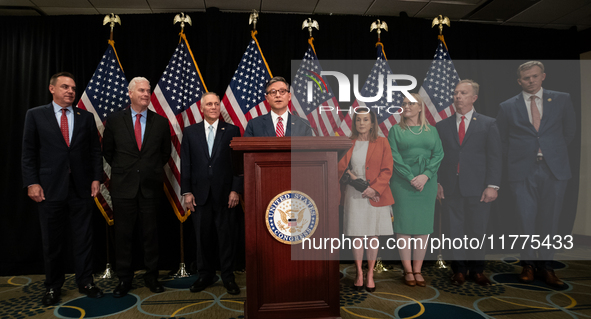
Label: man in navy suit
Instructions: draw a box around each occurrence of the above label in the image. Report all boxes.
[22,72,103,305]
[181,92,243,295]
[102,77,171,297]
[437,80,502,287]
[243,76,312,137]
[497,61,576,287]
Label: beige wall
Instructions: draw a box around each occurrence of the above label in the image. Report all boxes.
[573,52,591,236]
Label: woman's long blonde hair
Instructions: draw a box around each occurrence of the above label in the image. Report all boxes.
[398,93,430,132]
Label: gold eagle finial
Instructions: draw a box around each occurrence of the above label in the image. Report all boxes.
[249,10,259,31]
[173,12,192,31]
[302,18,319,38]
[432,15,450,35]
[370,19,388,41]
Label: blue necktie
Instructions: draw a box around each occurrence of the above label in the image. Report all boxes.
[207,125,214,156]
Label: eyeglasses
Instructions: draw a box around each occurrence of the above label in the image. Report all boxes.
[266,89,289,96]
[401,102,418,107]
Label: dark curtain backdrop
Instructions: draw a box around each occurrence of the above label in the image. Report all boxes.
[0,10,583,275]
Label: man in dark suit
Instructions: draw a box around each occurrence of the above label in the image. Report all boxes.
[497,61,576,287]
[22,72,103,305]
[437,80,502,287]
[244,76,312,137]
[181,92,243,295]
[102,77,171,297]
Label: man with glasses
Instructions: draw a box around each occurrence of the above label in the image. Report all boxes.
[244,76,312,137]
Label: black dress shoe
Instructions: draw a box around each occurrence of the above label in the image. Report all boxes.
[450,272,466,286]
[472,273,491,287]
[190,277,216,293]
[223,281,240,295]
[145,278,165,293]
[113,281,132,298]
[352,284,364,292]
[79,283,103,298]
[42,288,61,306]
[519,265,535,283]
[536,269,564,287]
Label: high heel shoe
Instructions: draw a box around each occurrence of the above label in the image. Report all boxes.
[352,275,364,291]
[414,272,426,287]
[404,272,416,287]
[352,284,364,292]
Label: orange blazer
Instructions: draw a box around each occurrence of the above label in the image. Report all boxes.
[338,137,394,207]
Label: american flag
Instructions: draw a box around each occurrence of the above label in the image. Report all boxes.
[419,35,460,125]
[220,32,272,134]
[336,43,404,137]
[77,41,130,225]
[148,33,207,223]
[290,42,341,136]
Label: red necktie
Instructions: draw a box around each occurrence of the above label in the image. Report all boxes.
[61,108,69,147]
[135,114,142,151]
[276,117,285,137]
[458,115,466,145]
[457,115,465,173]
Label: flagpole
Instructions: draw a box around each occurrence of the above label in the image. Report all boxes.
[169,12,196,278]
[99,223,114,278]
[431,15,450,269]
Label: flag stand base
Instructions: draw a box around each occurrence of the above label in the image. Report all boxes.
[99,263,114,279]
[173,263,190,278]
[435,254,447,269]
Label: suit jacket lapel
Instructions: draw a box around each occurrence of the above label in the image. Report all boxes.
[142,110,156,151]
[70,107,82,146]
[195,122,209,158]
[286,113,292,137]
[365,138,377,164]
[211,121,226,159]
[539,91,553,133]
[42,104,68,147]
[265,113,276,137]
[122,108,138,152]
[462,111,478,145]
[448,116,460,146]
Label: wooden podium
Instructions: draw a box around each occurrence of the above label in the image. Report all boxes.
[231,136,351,319]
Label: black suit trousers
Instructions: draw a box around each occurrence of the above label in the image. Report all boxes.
[38,177,94,289]
[192,190,236,283]
[510,160,567,271]
[113,193,159,282]
[443,176,491,275]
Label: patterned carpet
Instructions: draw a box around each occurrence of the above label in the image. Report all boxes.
[1,258,590,318]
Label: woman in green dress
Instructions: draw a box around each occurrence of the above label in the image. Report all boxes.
[388,93,443,287]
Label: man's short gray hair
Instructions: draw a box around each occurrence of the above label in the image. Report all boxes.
[200,92,220,104]
[517,61,545,78]
[457,79,479,96]
[128,77,150,92]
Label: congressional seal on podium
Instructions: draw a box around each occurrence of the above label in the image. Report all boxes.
[265,190,318,244]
